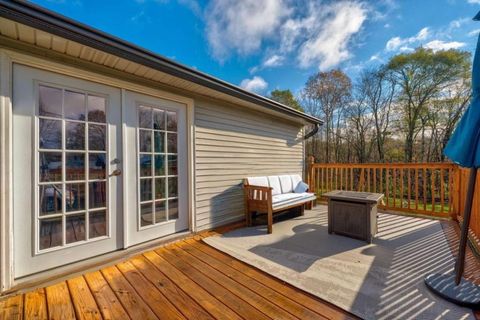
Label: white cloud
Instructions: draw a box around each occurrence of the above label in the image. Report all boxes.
[469,28,480,37]
[284,1,368,70]
[385,27,429,51]
[205,0,290,60]
[263,54,285,67]
[205,0,367,70]
[240,76,268,93]
[424,40,466,51]
[468,0,480,4]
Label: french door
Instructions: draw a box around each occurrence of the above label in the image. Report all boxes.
[123,91,189,247]
[12,64,123,278]
[12,65,189,278]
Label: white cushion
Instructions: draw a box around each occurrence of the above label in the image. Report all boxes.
[247,176,268,187]
[272,192,316,210]
[267,176,282,195]
[279,175,293,193]
[294,181,309,193]
[291,174,302,190]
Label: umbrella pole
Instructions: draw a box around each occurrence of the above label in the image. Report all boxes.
[454,166,478,285]
[424,167,480,308]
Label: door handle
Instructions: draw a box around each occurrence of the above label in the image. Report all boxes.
[110,169,122,177]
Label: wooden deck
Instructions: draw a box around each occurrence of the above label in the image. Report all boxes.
[0,227,354,320]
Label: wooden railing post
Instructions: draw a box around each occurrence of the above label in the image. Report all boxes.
[307,156,315,192]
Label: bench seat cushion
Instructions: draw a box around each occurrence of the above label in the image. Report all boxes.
[272,192,316,210]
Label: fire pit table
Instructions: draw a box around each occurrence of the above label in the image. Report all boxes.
[323,191,384,243]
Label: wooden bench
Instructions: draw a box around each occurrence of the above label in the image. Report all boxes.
[243,175,316,233]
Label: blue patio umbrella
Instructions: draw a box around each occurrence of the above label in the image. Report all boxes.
[424,12,480,309]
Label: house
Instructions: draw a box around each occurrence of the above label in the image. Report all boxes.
[0,0,322,293]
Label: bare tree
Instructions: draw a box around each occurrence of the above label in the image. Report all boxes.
[303,69,352,163]
[358,67,396,162]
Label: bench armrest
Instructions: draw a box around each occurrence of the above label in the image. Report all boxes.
[244,185,272,201]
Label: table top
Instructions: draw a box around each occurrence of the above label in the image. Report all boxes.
[323,190,384,204]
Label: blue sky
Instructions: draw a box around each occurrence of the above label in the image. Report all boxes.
[33,0,480,95]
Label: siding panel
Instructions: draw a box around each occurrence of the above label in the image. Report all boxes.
[195,100,304,230]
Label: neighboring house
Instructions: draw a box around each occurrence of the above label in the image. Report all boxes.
[0,1,322,293]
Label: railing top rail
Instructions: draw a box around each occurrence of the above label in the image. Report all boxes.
[310,162,457,169]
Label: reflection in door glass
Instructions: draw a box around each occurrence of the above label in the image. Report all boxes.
[39,119,62,149]
[39,86,62,118]
[141,203,154,227]
[88,95,106,123]
[66,214,86,243]
[66,153,85,181]
[90,210,107,238]
[40,152,62,182]
[39,184,62,215]
[88,124,106,151]
[39,217,62,250]
[89,154,106,179]
[137,105,179,227]
[64,90,85,121]
[66,122,85,150]
[66,183,86,212]
[37,84,109,250]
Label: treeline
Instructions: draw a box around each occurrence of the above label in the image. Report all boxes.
[270,48,472,164]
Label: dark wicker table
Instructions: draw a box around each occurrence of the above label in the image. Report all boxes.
[323,191,384,243]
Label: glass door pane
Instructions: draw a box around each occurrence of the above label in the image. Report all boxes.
[37,85,109,251]
[137,105,179,228]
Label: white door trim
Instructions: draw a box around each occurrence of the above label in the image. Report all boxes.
[0,51,14,292]
[0,48,196,292]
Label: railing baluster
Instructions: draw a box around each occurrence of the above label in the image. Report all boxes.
[440,168,445,214]
[424,168,427,212]
[386,169,390,207]
[400,168,404,208]
[393,168,397,208]
[415,169,419,211]
[431,169,435,214]
[407,168,411,210]
[340,167,343,190]
[380,168,383,196]
[448,167,453,216]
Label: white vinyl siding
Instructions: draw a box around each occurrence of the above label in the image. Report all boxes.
[194,100,305,230]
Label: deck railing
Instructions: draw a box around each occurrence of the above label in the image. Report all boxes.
[308,160,460,219]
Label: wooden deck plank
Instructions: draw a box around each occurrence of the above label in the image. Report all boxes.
[175,241,329,320]
[67,277,102,320]
[169,242,318,320]
[186,238,355,320]
[101,266,158,320]
[24,288,47,320]
[45,282,76,320]
[116,260,185,320]
[157,246,277,320]
[0,294,23,320]
[83,271,130,320]
[143,250,243,320]
[129,255,214,320]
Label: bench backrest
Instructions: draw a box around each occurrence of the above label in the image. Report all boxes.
[245,174,304,194]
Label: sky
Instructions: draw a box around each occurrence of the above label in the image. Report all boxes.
[31,0,480,96]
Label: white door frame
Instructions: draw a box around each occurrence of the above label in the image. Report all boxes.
[0,48,196,292]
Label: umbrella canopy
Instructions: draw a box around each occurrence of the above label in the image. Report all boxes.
[444,23,480,168]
